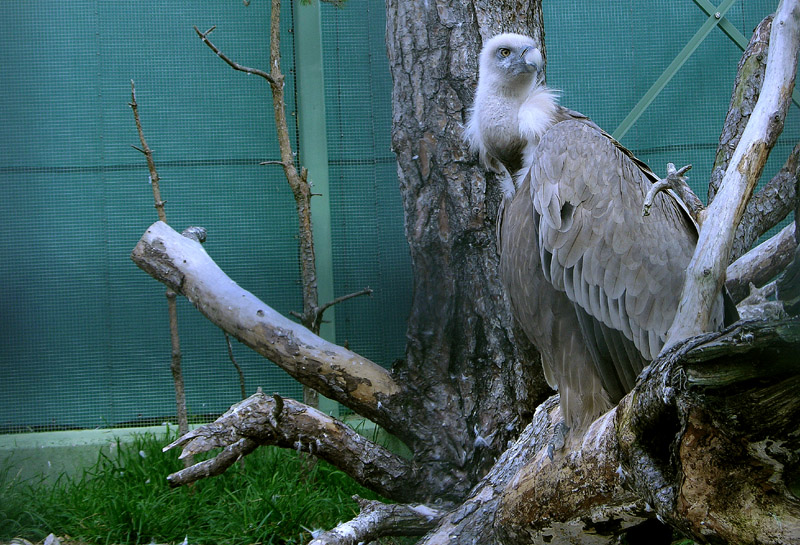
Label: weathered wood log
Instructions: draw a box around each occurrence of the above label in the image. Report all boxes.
[308,496,444,545]
[495,318,800,545]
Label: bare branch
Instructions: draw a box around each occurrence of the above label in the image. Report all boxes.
[308,496,444,545]
[726,222,797,302]
[129,81,167,223]
[665,0,800,349]
[130,82,191,466]
[224,332,246,399]
[166,437,259,486]
[193,26,275,83]
[318,287,374,316]
[131,221,402,427]
[309,287,374,334]
[164,392,439,503]
[195,11,322,343]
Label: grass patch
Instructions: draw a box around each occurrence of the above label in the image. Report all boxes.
[0,430,412,545]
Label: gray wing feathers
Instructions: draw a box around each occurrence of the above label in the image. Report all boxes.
[531,119,696,378]
[499,178,614,430]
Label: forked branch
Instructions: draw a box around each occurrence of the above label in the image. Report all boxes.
[164,391,439,503]
[665,0,800,348]
[642,163,702,223]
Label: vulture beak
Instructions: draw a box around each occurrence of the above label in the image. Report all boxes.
[521,47,543,71]
[513,46,542,76]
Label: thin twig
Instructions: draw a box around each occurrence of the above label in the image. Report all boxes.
[311,287,374,333]
[129,81,167,223]
[224,332,247,399]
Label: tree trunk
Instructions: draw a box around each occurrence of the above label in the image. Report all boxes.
[384,0,551,483]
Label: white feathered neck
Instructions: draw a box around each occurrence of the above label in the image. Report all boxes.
[465,66,559,198]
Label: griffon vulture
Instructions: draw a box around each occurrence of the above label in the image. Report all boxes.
[465,33,731,430]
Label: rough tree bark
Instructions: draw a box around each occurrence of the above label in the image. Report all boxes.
[132,1,800,543]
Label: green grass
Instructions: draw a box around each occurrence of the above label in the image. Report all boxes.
[0,431,412,545]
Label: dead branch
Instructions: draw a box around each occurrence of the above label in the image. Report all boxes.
[311,287,373,333]
[166,436,259,485]
[196,2,321,371]
[196,5,363,413]
[308,496,444,545]
[642,163,702,222]
[163,391,451,503]
[665,0,800,349]
[193,26,275,83]
[131,221,402,428]
[224,332,246,399]
[726,222,797,302]
[129,82,167,224]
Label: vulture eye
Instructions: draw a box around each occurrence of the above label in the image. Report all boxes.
[498,47,511,58]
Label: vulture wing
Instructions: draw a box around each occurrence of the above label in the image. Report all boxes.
[499,175,614,429]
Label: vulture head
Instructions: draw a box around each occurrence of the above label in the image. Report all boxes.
[480,33,544,84]
[464,33,558,195]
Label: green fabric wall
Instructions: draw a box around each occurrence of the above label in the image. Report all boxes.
[0,0,795,432]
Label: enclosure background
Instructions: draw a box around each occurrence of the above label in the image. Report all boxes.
[0,0,795,433]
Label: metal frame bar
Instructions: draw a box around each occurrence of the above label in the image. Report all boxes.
[293,0,339,416]
[692,0,800,108]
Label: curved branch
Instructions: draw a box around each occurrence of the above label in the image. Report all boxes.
[131,221,401,428]
[642,163,702,223]
[666,0,800,348]
[163,392,436,502]
[193,26,274,83]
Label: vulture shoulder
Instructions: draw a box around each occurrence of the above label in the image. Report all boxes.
[529,119,706,400]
